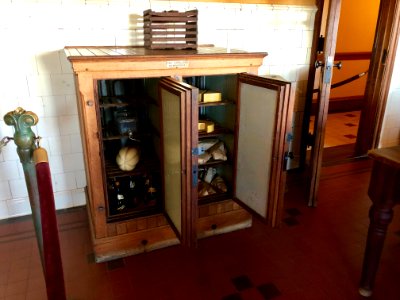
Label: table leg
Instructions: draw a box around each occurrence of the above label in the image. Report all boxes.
[359,204,393,297]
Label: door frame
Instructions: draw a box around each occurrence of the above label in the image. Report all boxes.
[306,0,342,206]
[356,0,400,154]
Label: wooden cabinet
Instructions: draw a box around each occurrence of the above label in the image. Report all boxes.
[65,46,293,262]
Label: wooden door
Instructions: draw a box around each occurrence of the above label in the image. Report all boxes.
[234,74,294,227]
[158,78,198,247]
[307,0,342,206]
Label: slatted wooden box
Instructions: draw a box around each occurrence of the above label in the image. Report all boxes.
[143,9,198,50]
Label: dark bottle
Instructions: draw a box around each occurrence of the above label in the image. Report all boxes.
[144,175,157,206]
[128,176,139,207]
[114,180,126,211]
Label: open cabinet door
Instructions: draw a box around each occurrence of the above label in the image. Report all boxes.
[234,74,294,227]
[159,77,198,247]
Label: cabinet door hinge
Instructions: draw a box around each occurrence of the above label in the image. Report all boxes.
[192,166,198,187]
[284,151,294,171]
[192,147,204,156]
[286,132,293,142]
[191,147,202,187]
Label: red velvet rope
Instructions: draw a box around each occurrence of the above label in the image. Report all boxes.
[36,162,66,300]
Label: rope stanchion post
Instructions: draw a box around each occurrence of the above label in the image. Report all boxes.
[3,107,66,300]
[3,108,44,262]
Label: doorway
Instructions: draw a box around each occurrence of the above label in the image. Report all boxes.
[314,0,380,166]
[299,0,400,206]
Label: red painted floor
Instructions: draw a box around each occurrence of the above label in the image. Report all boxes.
[1,159,400,300]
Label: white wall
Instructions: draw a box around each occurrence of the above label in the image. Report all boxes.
[379,39,400,148]
[0,0,317,220]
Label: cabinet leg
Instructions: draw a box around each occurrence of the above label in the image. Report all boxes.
[359,204,393,297]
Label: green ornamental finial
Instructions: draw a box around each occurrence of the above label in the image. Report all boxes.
[4,107,39,163]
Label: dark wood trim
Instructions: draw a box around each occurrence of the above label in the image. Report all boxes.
[335,52,372,60]
[356,0,400,155]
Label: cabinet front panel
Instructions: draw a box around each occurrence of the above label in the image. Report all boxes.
[161,89,183,235]
[235,83,278,218]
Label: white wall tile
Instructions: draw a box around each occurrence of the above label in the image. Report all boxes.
[63,29,116,46]
[0,201,9,220]
[52,172,76,192]
[70,134,83,153]
[75,170,87,188]
[36,51,62,74]
[0,161,20,181]
[0,50,38,75]
[50,74,76,95]
[72,188,87,206]
[1,143,19,161]
[59,115,80,135]
[59,49,73,73]
[65,94,78,116]
[7,197,32,217]
[0,181,11,201]
[302,30,314,48]
[54,190,73,209]
[47,136,71,155]
[16,163,25,180]
[0,74,30,99]
[63,153,85,172]
[36,116,61,137]
[42,95,67,117]
[9,178,29,199]
[27,74,52,97]
[18,97,45,118]
[48,154,64,173]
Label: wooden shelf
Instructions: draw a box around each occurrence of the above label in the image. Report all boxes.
[102,130,150,141]
[198,100,233,107]
[99,96,131,107]
[107,203,162,223]
[198,179,231,205]
[198,191,232,205]
[198,124,233,138]
[99,95,153,108]
[199,159,230,168]
[105,156,160,178]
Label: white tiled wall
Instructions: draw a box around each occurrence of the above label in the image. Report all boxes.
[0,0,317,220]
[379,40,400,148]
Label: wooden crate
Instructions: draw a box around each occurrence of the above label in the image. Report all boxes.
[143,9,198,50]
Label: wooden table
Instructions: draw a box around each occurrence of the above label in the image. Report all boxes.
[359,145,400,297]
